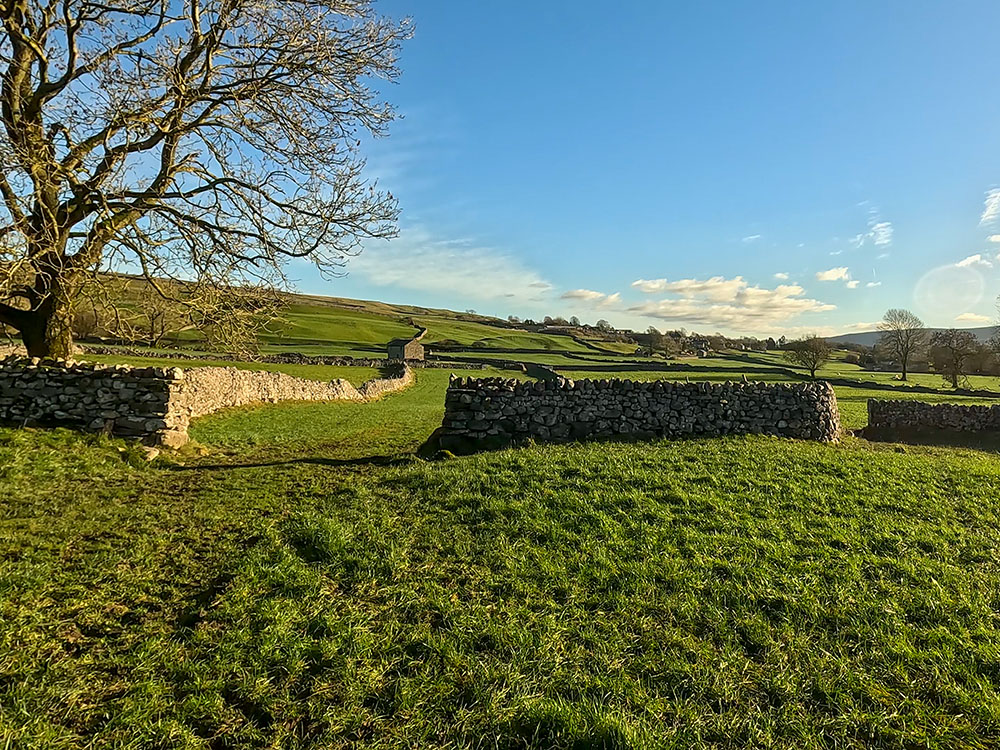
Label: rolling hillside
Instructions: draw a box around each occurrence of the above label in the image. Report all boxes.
[828,325,997,347]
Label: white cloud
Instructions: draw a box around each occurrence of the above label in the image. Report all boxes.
[631,276,747,301]
[981,188,1000,226]
[626,275,834,331]
[816,266,850,281]
[866,281,882,288]
[351,226,553,302]
[842,321,881,332]
[741,234,761,243]
[560,289,620,308]
[956,253,992,269]
[956,312,992,324]
[561,289,606,302]
[846,280,860,289]
[773,272,789,280]
[989,235,1000,244]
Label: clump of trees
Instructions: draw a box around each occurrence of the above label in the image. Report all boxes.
[0,0,410,357]
[869,307,999,389]
[929,329,983,389]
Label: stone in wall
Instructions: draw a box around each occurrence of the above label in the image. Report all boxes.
[437,376,840,451]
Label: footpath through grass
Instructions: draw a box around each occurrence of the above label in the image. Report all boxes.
[3,430,1000,748]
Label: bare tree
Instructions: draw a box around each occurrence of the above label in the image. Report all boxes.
[877,308,926,381]
[0,0,409,357]
[70,303,99,340]
[142,294,186,348]
[784,336,832,378]
[930,329,981,389]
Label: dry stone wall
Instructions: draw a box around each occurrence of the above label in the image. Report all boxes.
[868,399,1000,432]
[439,376,841,450]
[0,357,412,446]
[0,358,185,441]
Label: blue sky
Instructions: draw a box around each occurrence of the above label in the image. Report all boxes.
[296,1,1000,337]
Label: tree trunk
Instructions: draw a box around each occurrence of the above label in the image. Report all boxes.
[19,293,75,359]
[901,355,908,381]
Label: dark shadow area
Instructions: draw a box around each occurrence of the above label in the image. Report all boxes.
[858,426,1000,453]
[166,453,414,472]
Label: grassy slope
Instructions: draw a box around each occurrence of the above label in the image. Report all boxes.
[258,304,417,357]
[415,316,592,352]
[3,427,1000,748]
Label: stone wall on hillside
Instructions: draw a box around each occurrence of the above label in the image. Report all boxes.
[79,345,488,370]
[438,376,841,450]
[0,358,413,446]
[868,399,1000,432]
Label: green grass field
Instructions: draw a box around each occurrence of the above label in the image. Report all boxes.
[4,421,1000,748]
[7,315,1000,746]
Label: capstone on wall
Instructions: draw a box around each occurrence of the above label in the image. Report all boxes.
[439,376,841,449]
[868,399,1000,432]
[0,358,412,446]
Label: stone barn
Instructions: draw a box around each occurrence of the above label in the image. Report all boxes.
[387,337,424,361]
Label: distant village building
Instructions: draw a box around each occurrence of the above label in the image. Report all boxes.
[387,333,425,361]
[387,338,424,360]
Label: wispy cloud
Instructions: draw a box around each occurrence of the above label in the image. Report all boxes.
[988,235,1000,244]
[816,266,850,281]
[956,312,992,324]
[773,272,789,280]
[866,281,882,288]
[351,226,553,303]
[741,234,761,243]
[850,204,894,250]
[956,253,992,269]
[846,280,859,289]
[870,222,893,247]
[981,188,1000,226]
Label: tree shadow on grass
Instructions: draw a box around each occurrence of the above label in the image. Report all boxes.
[165,453,415,472]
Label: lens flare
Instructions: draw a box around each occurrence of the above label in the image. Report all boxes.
[913,265,986,317]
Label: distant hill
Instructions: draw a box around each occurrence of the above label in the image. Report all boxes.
[828,326,998,348]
